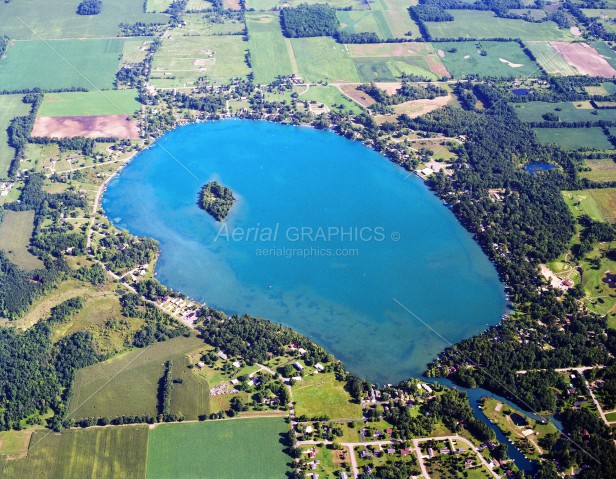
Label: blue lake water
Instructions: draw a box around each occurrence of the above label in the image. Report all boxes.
[103,120,506,384]
[524,162,557,174]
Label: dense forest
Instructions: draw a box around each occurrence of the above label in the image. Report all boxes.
[76,0,102,15]
[198,181,235,221]
[280,4,339,38]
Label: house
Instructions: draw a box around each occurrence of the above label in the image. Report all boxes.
[314,363,324,372]
[400,448,410,456]
[294,362,304,371]
[339,472,348,479]
[217,351,228,360]
[298,348,306,355]
[232,361,241,368]
[421,383,433,394]
[387,448,395,454]
[305,425,313,434]
[197,362,205,369]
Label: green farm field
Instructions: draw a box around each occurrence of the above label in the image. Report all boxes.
[246,13,295,84]
[293,372,362,420]
[436,41,540,78]
[0,0,168,40]
[151,35,250,87]
[371,0,421,38]
[348,42,447,82]
[525,41,580,76]
[291,37,360,83]
[70,335,206,420]
[0,39,126,91]
[591,42,616,70]
[0,95,30,176]
[146,418,291,479]
[171,13,245,36]
[0,426,149,479]
[534,127,613,150]
[513,101,616,122]
[146,0,172,12]
[425,11,574,41]
[0,210,43,270]
[38,90,141,117]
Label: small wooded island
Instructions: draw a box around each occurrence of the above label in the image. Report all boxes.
[198,181,235,221]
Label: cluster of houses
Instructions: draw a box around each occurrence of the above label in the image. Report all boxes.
[0,181,14,197]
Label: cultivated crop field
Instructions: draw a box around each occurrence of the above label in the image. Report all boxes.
[70,335,206,419]
[293,372,362,420]
[37,90,141,117]
[0,0,168,40]
[425,11,575,41]
[436,41,540,78]
[0,95,30,176]
[0,210,43,270]
[146,418,290,479]
[348,42,448,82]
[246,13,296,84]
[0,426,149,479]
[370,0,421,38]
[291,37,361,83]
[534,127,613,150]
[512,101,616,122]
[151,35,249,87]
[525,41,580,76]
[0,39,126,91]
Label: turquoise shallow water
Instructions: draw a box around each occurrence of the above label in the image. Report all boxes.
[103,120,505,384]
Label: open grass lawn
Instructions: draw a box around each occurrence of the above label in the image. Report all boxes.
[291,37,360,82]
[70,335,206,420]
[370,0,421,38]
[246,13,295,84]
[581,159,616,183]
[348,42,446,82]
[151,35,249,87]
[437,41,540,78]
[425,11,574,41]
[302,85,363,114]
[293,372,362,420]
[0,210,44,270]
[534,127,613,150]
[0,426,148,479]
[146,418,291,479]
[523,41,580,76]
[0,0,167,40]
[0,39,126,91]
[605,411,616,421]
[513,101,616,122]
[38,90,141,117]
[0,95,30,177]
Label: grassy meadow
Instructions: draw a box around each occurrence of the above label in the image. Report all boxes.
[581,159,616,183]
[0,210,43,270]
[425,11,574,41]
[337,10,394,39]
[291,37,360,83]
[292,372,362,420]
[436,41,540,78]
[0,426,149,479]
[370,0,421,38]
[151,35,249,87]
[534,127,613,150]
[301,85,364,114]
[146,418,290,479]
[38,90,141,117]
[0,95,30,176]
[0,39,126,90]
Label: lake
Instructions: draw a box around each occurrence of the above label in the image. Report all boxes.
[103,120,506,384]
